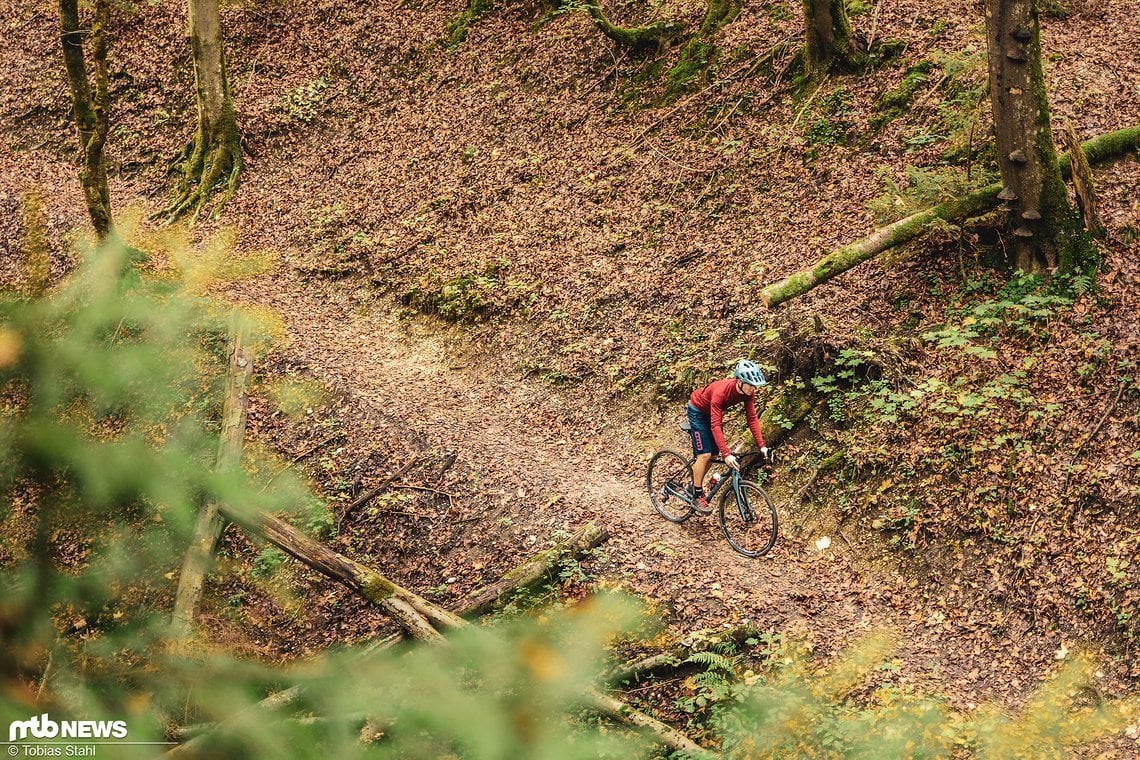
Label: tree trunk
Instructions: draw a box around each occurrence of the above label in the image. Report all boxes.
[458,523,610,617]
[758,123,1140,308]
[159,0,242,223]
[171,318,251,636]
[802,0,860,77]
[59,0,112,237]
[983,0,1083,272]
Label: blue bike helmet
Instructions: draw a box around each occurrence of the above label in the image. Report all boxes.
[733,359,768,387]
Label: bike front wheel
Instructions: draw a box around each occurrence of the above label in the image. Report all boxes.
[718,480,778,557]
[647,449,695,523]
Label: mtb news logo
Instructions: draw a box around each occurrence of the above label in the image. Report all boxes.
[8,714,128,742]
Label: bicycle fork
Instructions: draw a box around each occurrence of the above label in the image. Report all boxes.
[731,479,756,523]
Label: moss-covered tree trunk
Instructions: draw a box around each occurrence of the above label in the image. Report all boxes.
[59,0,112,237]
[160,0,242,224]
[802,0,861,77]
[983,0,1083,272]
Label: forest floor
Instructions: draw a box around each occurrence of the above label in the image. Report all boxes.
[1,0,1138,745]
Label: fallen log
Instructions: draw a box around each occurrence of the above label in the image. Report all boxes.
[458,523,611,617]
[760,123,1140,308]
[171,316,252,636]
[171,524,707,757]
[589,690,710,756]
[221,501,463,641]
[760,184,1002,308]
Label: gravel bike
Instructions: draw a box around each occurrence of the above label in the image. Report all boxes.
[646,426,778,558]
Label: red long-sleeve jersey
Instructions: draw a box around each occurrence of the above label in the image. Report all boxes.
[688,378,765,456]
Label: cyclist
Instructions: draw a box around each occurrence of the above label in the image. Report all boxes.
[686,360,771,513]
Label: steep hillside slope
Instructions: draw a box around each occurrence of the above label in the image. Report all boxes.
[1,0,1137,722]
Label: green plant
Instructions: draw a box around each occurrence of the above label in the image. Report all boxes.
[299,495,336,540]
[252,546,287,579]
[281,77,329,124]
[446,0,494,45]
[677,650,741,714]
[921,273,1074,354]
[714,634,1139,758]
[804,88,856,151]
[668,39,716,93]
[403,257,515,322]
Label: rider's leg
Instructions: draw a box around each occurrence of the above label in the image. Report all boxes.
[692,453,712,489]
[687,403,715,493]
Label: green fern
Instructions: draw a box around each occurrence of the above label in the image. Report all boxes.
[686,650,738,673]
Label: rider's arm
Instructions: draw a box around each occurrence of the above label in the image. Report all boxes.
[709,387,732,456]
[744,395,765,449]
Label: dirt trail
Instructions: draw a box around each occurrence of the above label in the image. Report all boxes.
[235,275,1087,706]
[251,279,903,659]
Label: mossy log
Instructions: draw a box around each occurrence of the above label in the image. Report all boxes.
[761,184,1001,308]
[222,501,463,641]
[458,522,610,617]
[606,625,759,684]
[589,691,710,757]
[759,124,1140,308]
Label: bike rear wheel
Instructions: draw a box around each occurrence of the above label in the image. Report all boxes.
[718,480,778,557]
[647,449,695,523]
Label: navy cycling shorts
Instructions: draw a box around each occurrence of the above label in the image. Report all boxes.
[687,404,716,457]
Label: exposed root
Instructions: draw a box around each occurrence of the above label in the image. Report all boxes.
[155,126,242,225]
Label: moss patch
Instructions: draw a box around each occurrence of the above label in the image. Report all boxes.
[871,61,934,129]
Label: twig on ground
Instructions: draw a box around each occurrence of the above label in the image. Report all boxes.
[261,434,344,492]
[867,0,885,50]
[1061,380,1127,499]
[389,483,456,513]
[340,455,420,526]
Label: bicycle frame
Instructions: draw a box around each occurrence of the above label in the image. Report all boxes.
[683,455,754,513]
